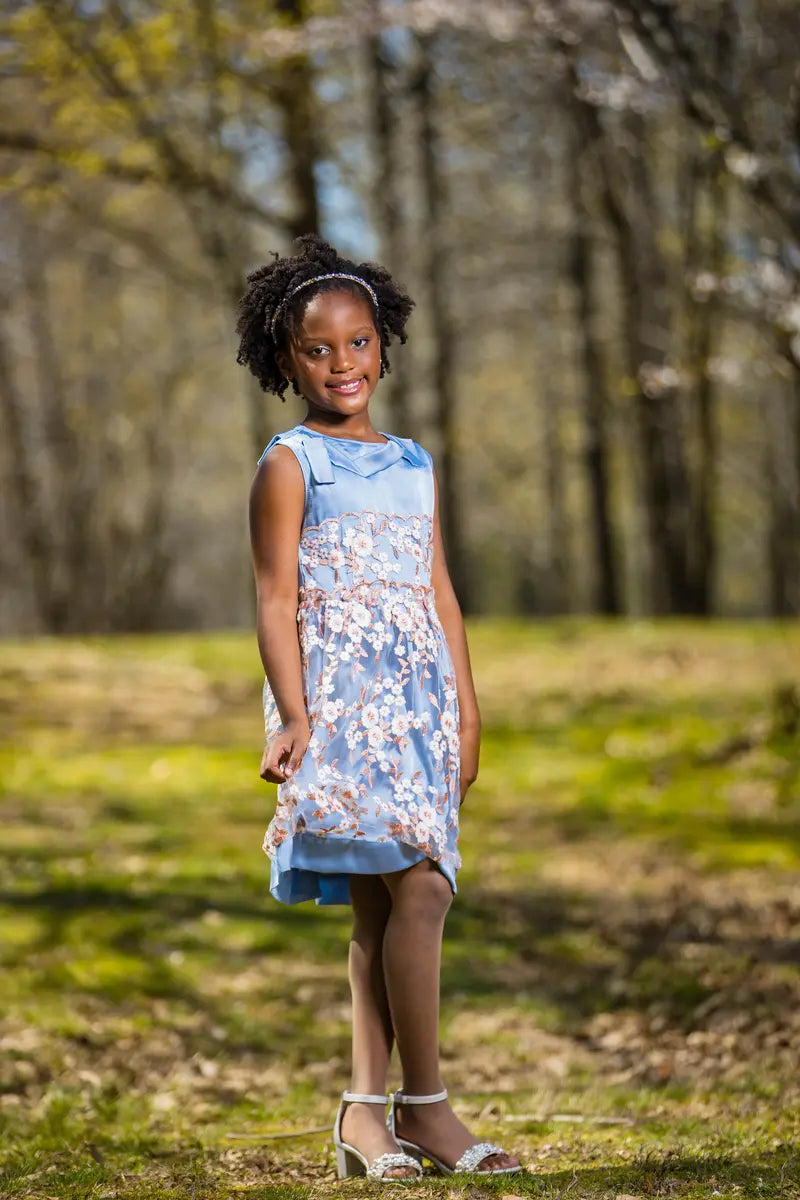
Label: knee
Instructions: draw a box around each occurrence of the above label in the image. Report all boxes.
[392,862,453,922]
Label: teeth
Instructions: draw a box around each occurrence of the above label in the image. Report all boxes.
[331,379,361,391]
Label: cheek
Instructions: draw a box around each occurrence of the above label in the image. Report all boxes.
[297,356,323,376]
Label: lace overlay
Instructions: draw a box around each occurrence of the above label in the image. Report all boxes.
[259,427,461,904]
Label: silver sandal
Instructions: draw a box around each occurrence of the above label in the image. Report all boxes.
[333,1090,423,1181]
[387,1088,522,1175]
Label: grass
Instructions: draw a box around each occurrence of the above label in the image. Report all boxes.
[1,619,799,1199]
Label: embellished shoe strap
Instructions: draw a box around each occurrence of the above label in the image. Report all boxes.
[453,1142,506,1172]
[392,1088,449,1104]
[342,1090,390,1105]
[366,1151,423,1180]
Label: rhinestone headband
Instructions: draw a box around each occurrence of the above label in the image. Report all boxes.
[269,272,379,340]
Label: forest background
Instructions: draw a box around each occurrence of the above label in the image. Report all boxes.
[2,0,799,633]
[2,5,800,1198]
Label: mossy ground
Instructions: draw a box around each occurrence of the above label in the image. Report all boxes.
[1,621,799,1199]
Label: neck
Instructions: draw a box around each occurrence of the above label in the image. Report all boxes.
[301,411,383,442]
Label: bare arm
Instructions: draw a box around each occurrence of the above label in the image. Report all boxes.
[249,445,309,782]
[430,468,481,801]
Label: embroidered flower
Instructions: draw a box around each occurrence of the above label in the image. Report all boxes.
[351,602,371,628]
[391,713,411,736]
[263,506,461,885]
[395,609,414,633]
[351,531,374,557]
[441,711,457,735]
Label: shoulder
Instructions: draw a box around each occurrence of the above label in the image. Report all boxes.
[256,425,305,467]
[255,425,309,478]
[388,433,434,471]
[252,427,306,500]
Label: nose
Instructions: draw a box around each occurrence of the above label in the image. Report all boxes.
[330,345,354,373]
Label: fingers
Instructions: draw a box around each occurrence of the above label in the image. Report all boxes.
[260,735,307,783]
[282,737,306,779]
[260,739,288,783]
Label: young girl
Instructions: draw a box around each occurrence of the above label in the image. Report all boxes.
[237,235,520,1181]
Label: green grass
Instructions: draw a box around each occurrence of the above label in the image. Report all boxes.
[1,620,799,1199]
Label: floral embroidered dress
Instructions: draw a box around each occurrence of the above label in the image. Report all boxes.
[259,423,461,906]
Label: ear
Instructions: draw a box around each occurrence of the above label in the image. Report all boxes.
[275,348,292,381]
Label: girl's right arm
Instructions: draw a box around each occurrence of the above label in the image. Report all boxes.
[249,445,309,784]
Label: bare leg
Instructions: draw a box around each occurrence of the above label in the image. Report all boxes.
[381,860,519,1172]
[349,873,393,1092]
[339,874,417,1178]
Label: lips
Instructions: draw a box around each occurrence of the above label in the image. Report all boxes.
[326,377,365,395]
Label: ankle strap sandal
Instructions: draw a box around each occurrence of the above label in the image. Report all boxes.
[387,1088,521,1176]
[333,1091,423,1181]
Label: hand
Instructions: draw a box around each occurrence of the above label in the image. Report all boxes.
[260,716,310,784]
[458,721,480,806]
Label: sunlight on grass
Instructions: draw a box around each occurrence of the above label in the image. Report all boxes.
[1,620,799,1198]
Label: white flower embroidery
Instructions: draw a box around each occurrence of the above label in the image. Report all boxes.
[263,506,461,883]
[351,602,371,628]
[362,704,380,728]
[391,713,411,736]
[441,711,457,735]
[395,609,414,633]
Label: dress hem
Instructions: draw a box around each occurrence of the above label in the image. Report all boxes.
[267,831,458,907]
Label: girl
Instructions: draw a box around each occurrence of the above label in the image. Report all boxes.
[237,235,520,1181]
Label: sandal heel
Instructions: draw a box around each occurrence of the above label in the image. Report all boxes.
[336,1144,365,1178]
[333,1090,422,1182]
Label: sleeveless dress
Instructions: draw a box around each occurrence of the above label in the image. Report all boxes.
[258,423,461,906]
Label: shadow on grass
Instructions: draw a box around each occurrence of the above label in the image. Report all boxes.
[444,879,800,1026]
[539,1148,800,1198]
[3,852,797,1046]
[1,1143,798,1199]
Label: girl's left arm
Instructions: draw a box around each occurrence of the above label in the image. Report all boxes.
[430,468,481,804]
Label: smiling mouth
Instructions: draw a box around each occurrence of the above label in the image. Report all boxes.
[326,377,364,394]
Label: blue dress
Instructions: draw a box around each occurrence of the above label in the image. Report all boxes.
[259,423,461,906]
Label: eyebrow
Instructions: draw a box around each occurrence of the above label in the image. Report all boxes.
[298,325,374,343]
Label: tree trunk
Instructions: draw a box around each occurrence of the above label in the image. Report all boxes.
[680,6,734,614]
[541,374,570,613]
[274,0,321,240]
[593,112,693,612]
[367,10,415,438]
[682,151,726,613]
[415,33,470,609]
[566,98,621,614]
[19,225,88,631]
[766,383,800,616]
[0,317,57,630]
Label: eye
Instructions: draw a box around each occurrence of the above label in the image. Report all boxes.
[308,346,329,358]
[353,337,370,349]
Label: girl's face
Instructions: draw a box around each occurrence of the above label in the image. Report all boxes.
[279,290,382,418]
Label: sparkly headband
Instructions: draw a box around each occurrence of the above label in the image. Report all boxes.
[269,272,379,340]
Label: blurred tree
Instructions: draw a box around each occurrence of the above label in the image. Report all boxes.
[366,2,415,438]
[1,0,798,629]
[566,73,621,615]
[414,29,470,609]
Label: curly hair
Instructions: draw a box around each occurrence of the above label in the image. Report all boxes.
[235,234,414,400]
